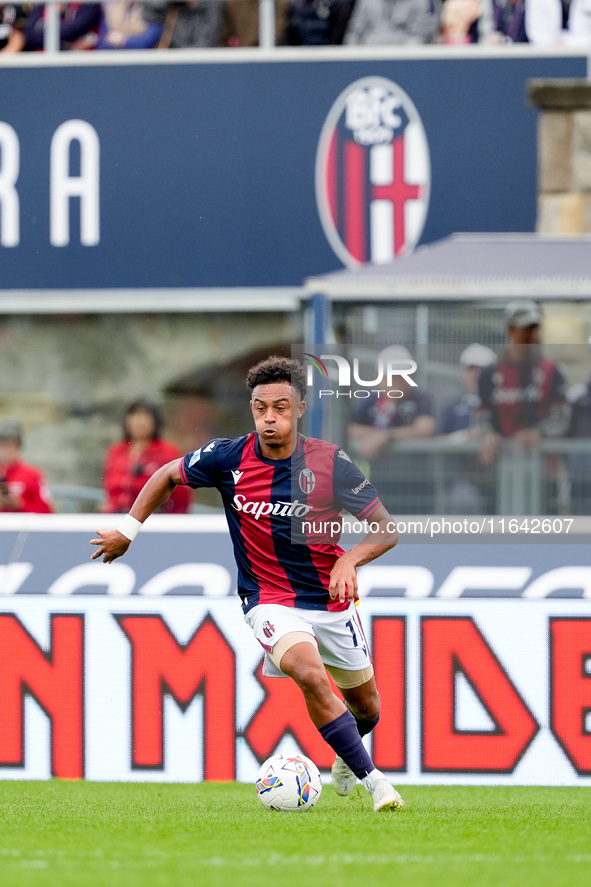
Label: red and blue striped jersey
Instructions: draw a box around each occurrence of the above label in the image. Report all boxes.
[179,433,382,613]
[477,357,567,436]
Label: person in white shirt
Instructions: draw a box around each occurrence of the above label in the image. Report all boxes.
[525,0,591,47]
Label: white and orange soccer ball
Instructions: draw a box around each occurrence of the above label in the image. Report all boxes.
[255,752,322,812]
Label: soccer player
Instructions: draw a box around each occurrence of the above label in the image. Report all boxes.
[91,356,404,812]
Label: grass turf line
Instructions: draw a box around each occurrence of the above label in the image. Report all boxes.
[0,781,589,887]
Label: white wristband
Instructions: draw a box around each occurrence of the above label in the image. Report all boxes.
[117,514,142,542]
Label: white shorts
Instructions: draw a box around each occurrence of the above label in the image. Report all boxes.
[244,602,373,685]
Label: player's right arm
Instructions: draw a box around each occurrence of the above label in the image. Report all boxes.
[90,458,183,563]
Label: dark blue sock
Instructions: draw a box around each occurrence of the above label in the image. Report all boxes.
[319,709,374,779]
[356,712,380,738]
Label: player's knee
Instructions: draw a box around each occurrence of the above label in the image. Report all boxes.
[366,689,381,721]
[361,701,381,724]
[348,689,380,722]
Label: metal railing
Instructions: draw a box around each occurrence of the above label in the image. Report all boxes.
[346,438,591,517]
[50,484,104,513]
[48,483,223,514]
[47,440,591,515]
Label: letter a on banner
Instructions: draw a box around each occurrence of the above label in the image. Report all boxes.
[421,617,539,772]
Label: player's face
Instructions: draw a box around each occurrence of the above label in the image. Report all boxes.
[250,382,306,456]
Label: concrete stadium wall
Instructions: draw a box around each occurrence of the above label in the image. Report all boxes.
[0,311,299,495]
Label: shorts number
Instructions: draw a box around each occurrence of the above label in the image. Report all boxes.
[345,619,358,647]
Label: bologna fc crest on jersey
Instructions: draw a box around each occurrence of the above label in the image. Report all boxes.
[262,621,275,639]
[315,77,431,267]
[299,468,316,494]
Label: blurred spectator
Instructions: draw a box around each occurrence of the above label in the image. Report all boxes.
[97,2,163,49]
[25,3,101,50]
[348,345,435,513]
[349,345,435,459]
[344,0,441,45]
[567,0,591,43]
[565,335,591,514]
[0,419,54,513]
[474,300,571,465]
[0,4,28,52]
[526,0,591,47]
[440,0,479,43]
[101,398,191,514]
[491,0,527,42]
[437,343,497,437]
[525,0,569,44]
[142,0,223,48]
[437,343,497,514]
[283,0,355,45]
[567,337,591,438]
[223,0,289,46]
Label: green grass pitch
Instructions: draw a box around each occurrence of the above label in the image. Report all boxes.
[0,781,589,887]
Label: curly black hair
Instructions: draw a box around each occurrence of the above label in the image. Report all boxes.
[245,356,307,399]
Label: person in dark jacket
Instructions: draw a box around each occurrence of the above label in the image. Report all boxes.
[25,3,101,50]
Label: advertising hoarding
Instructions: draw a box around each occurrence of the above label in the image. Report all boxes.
[1,516,590,785]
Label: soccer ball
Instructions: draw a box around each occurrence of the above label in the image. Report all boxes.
[255,752,322,812]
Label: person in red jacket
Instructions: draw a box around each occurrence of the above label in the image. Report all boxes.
[101,398,191,514]
[0,419,54,513]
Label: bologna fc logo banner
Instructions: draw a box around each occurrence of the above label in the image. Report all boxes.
[315,77,431,267]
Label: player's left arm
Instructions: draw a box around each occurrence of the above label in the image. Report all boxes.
[329,504,398,604]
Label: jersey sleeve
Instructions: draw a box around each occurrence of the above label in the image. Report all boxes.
[179,439,224,489]
[332,447,382,520]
